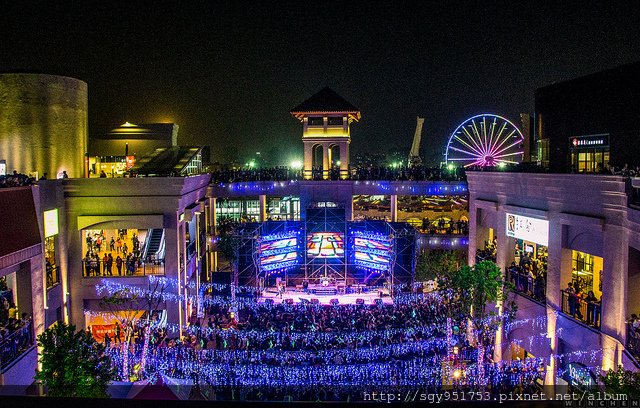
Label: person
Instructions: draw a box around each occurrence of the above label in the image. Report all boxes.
[585,290,599,326]
[104,332,111,348]
[106,253,113,275]
[99,170,107,178]
[103,253,110,275]
[8,303,18,320]
[566,282,582,319]
[110,237,115,251]
[114,322,121,344]
[62,171,69,178]
[40,172,47,180]
[116,255,123,275]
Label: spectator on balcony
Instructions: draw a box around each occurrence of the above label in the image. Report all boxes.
[566,282,583,319]
[585,290,600,326]
[8,303,18,320]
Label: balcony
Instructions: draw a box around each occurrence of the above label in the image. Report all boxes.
[0,321,34,371]
[560,289,601,329]
[627,323,640,362]
[83,257,165,277]
[507,268,546,303]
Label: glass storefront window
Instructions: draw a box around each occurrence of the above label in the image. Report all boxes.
[571,250,602,298]
[81,228,165,277]
[45,236,59,288]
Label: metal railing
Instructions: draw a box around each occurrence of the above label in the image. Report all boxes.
[46,265,59,288]
[83,257,165,277]
[560,289,601,329]
[0,322,34,370]
[507,268,546,302]
[627,322,640,361]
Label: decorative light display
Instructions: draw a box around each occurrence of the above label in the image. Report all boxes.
[444,114,524,167]
[92,278,611,393]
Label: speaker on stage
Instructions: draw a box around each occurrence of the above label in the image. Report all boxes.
[285,298,294,305]
[330,298,339,305]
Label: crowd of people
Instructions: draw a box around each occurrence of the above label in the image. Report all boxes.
[0,285,33,368]
[563,282,601,327]
[99,291,545,400]
[209,165,466,184]
[0,171,37,188]
[83,230,147,277]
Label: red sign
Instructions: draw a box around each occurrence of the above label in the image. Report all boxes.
[91,324,116,342]
[125,156,135,169]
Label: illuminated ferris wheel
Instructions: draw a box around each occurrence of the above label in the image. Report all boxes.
[444,114,524,167]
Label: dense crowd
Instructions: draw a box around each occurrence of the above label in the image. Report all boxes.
[209,165,465,183]
[0,285,33,368]
[100,292,546,400]
[0,171,37,188]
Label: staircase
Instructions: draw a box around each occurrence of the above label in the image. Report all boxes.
[144,229,164,260]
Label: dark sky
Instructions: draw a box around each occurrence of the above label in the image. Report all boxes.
[1,1,639,165]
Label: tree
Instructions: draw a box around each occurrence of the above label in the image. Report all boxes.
[414,249,465,282]
[35,321,116,397]
[600,365,640,398]
[99,277,167,380]
[437,260,516,387]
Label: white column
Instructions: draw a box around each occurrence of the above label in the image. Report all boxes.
[322,144,330,180]
[259,194,267,222]
[390,194,398,222]
[340,142,349,179]
[303,142,313,180]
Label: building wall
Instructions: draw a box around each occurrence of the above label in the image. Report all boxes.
[61,175,210,328]
[0,73,88,178]
[535,62,640,171]
[467,171,640,383]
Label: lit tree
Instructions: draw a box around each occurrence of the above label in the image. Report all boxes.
[436,260,516,387]
[99,278,167,380]
[600,365,640,398]
[35,322,116,397]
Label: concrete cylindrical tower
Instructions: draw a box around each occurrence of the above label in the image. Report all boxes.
[0,73,88,178]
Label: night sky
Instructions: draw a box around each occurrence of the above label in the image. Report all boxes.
[1,1,639,165]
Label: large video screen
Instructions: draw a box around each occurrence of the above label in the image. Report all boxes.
[259,238,297,256]
[352,236,393,271]
[260,251,298,269]
[307,232,345,258]
[354,237,392,252]
[258,235,299,272]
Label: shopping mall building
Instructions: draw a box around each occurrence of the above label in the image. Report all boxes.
[1,64,639,392]
[468,62,640,389]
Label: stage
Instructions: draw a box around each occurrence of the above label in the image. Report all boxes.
[258,284,393,305]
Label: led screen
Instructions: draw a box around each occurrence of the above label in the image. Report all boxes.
[354,251,390,265]
[257,235,299,272]
[259,238,297,255]
[353,237,392,252]
[307,232,344,258]
[260,251,298,267]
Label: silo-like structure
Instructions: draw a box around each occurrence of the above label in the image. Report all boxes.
[0,73,88,178]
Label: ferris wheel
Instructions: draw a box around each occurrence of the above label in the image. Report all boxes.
[444,114,524,167]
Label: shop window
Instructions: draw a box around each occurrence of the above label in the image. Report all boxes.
[571,250,602,298]
[45,236,59,288]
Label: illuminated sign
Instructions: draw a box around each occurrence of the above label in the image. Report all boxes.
[506,213,548,246]
[44,209,59,237]
[0,160,5,176]
[563,363,596,389]
[570,134,609,148]
[125,155,135,169]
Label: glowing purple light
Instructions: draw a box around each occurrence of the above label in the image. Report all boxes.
[445,114,525,167]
